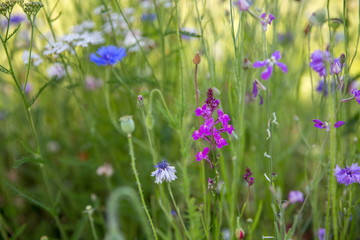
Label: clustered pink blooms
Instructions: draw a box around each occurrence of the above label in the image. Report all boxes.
[193,88,234,167]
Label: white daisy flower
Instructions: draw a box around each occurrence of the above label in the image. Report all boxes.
[151,160,177,184]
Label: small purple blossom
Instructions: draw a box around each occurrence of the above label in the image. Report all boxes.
[260,13,275,31]
[22,83,32,94]
[316,80,328,96]
[195,147,213,168]
[243,167,254,186]
[288,190,304,203]
[196,147,210,161]
[318,228,326,240]
[334,163,360,185]
[313,119,345,131]
[253,51,288,80]
[351,88,360,104]
[151,160,177,184]
[141,13,156,22]
[334,121,345,128]
[331,58,342,75]
[90,45,126,66]
[252,79,266,104]
[10,14,26,24]
[309,50,332,77]
[234,0,251,11]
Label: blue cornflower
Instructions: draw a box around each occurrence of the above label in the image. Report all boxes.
[151,160,177,184]
[90,45,126,66]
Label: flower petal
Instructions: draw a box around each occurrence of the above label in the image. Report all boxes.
[334,121,345,128]
[261,65,273,80]
[253,60,267,68]
[272,51,281,60]
[275,61,288,73]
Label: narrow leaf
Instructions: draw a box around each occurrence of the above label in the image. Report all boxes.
[5,24,21,42]
[28,77,57,107]
[0,65,11,75]
[13,156,44,168]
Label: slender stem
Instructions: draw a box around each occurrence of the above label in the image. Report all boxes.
[24,19,35,92]
[167,184,191,239]
[112,0,159,86]
[127,134,158,240]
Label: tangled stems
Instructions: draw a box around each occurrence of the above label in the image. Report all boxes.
[0,14,68,240]
[127,133,158,240]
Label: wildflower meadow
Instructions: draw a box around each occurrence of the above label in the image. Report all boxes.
[1,0,360,239]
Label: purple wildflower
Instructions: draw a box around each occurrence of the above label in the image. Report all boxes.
[243,167,254,186]
[334,121,345,128]
[252,79,266,104]
[22,83,32,94]
[253,51,288,80]
[331,58,342,75]
[193,88,234,148]
[90,46,126,66]
[318,228,326,240]
[151,160,177,184]
[196,147,210,161]
[193,88,234,167]
[313,119,345,130]
[334,163,360,185]
[10,14,26,24]
[313,119,330,131]
[260,13,275,31]
[351,88,360,104]
[316,80,328,96]
[309,50,332,77]
[141,13,156,22]
[195,147,213,168]
[288,190,304,203]
[234,0,251,11]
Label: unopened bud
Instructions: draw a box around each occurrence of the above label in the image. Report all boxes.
[119,115,135,134]
[309,9,326,26]
[193,52,201,65]
[137,95,144,106]
[242,58,252,70]
[235,228,245,239]
[340,53,346,64]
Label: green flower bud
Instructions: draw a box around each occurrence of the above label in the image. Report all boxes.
[119,115,135,134]
[309,9,326,26]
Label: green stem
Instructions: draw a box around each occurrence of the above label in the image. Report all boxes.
[127,134,158,240]
[24,19,35,92]
[167,184,191,239]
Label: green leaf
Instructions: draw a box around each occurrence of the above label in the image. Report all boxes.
[13,156,44,168]
[0,65,11,75]
[28,77,58,107]
[5,181,53,214]
[5,24,21,42]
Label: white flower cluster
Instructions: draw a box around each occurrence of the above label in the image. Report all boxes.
[43,20,104,57]
[22,50,43,66]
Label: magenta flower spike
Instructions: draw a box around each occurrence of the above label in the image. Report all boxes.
[193,88,234,166]
[253,51,288,80]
